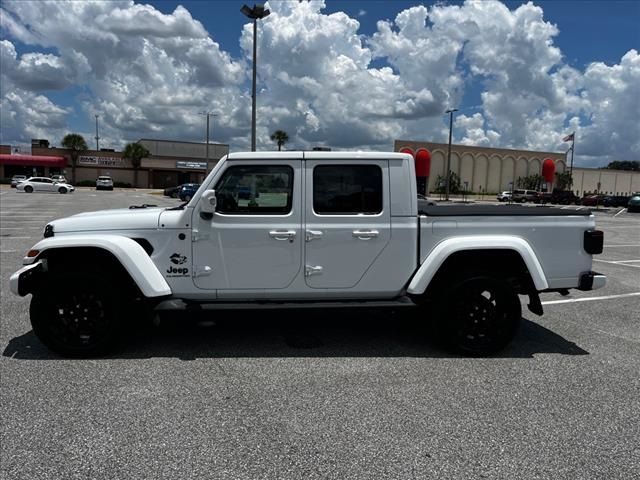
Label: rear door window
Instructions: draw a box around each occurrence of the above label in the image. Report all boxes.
[313,165,382,215]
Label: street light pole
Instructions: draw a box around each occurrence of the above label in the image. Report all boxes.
[241,3,270,152]
[95,114,100,151]
[445,108,458,201]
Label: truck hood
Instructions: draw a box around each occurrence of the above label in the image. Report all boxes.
[49,208,163,233]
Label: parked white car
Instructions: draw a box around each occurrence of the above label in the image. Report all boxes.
[10,174,27,188]
[16,177,75,194]
[50,174,68,183]
[96,176,114,191]
[10,151,606,357]
[497,191,512,202]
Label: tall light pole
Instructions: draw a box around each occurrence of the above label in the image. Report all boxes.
[95,114,100,151]
[200,112,218,165]
[241,3,270,151]
[445,108,458,201]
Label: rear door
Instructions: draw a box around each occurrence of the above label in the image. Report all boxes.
[304,160,391,289]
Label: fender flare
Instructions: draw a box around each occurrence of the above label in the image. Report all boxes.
[23,235,171,298]
[407,235,548,294]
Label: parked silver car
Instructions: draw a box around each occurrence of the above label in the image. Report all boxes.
[16,177,75,194]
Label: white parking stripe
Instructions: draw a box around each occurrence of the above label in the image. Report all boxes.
[614,208,627,217]
[542,292,640,305]
[593,259,640,268]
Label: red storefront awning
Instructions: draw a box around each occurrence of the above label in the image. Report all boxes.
[0,154,67,167]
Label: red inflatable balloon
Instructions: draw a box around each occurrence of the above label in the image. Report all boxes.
[414,148,431,177]
[399,147,414,157]
[542,158,556,183]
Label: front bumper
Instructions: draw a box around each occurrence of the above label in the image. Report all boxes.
[578,271,607,291]
[10,260,45,296]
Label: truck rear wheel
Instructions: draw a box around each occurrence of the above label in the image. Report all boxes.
[30,272,123,357]
[438,274,521,356]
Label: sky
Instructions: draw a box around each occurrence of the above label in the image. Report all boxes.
[1,0,639,167]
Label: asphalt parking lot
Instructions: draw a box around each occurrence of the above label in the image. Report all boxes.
[1,187,639,479]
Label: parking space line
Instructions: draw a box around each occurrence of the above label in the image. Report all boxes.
[615,260,640,263]
[593,259,640,268]
[604,245,640,248]
[542,292,640,305]
[614,208,627,217]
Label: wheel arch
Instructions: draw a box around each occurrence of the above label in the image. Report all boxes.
[407,236,548,295]
[24,235,171,298]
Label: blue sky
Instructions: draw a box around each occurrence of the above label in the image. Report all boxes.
[1,0,638,165]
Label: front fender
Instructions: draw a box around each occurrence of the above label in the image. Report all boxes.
[407,235,549,294]
[20,235,171,298]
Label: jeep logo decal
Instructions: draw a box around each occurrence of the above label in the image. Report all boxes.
[170,253,187,265]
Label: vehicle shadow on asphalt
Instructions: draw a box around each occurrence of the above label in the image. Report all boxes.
[3,308,589,360]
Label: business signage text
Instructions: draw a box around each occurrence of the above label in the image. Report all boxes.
[79,156,124,167]
[176,161,207,170]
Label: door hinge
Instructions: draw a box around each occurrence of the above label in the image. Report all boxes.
[193,265,212,278]
[305,265,323,277]
[192,232,210,242]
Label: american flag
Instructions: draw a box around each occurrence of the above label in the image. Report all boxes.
[563,132,575,142]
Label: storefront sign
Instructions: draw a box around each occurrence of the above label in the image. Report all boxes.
[78,155,124,167]
[176,161,207,170]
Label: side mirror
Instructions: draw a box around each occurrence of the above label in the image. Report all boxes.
[200,190,217,214]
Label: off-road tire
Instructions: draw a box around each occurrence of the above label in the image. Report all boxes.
[437,273,521,356]
[30,272,123,357]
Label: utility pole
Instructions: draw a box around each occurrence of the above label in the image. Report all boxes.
[241,3,270,151]
[95,114,100,151]
[445,108,458,201]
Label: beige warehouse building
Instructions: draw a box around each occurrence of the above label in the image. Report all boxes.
[394,140,640,195]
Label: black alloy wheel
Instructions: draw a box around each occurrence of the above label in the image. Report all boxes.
[24,185,33,193]
[439,274,521,356]
[58,187,67,194]
[30,273,122,357]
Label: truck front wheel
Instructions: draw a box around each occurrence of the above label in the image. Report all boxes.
[438,274,521,356]
[30,273,123,357]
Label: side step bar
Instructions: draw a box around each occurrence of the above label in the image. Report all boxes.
[154,296,417,312]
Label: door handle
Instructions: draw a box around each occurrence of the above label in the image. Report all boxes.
[269,230,296,241]
[352,229,379,240]
[305,230,323,242]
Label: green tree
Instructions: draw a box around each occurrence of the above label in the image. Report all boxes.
[605,160,639,171]
[270,130,289,151]
[516,174,544,191]
[434,171,462,194]
[555,171,573,191]
[123,142,150,188]
[61,133,88,184]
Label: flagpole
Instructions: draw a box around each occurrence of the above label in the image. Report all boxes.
[570,132,575,188]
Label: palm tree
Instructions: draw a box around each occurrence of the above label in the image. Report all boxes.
[270,130,289,151]
[123,142,150,188]
[61,133,88,184]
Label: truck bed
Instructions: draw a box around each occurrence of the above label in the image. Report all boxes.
[418,202,592,216]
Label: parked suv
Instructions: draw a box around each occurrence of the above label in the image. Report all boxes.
[96,176,114,191]
[497,191,512,202]
[50,174,68,184]
[534,191,580,205]
[179,183,200,201]
[511,189,537,203]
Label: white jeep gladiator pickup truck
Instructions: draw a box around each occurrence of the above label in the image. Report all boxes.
[10,151,605,357]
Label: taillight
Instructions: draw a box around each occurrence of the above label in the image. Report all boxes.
[584,230,603,254]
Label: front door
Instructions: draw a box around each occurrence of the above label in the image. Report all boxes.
[192,160,303,293]
[304,161,391,289]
